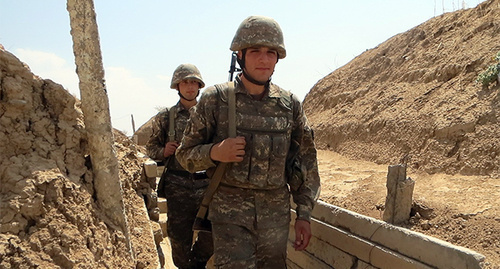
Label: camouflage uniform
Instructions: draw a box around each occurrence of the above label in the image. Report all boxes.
[176,75,320,268]
[147,102,213,269]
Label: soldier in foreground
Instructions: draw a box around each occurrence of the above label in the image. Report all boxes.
[176,16,320,268]
[146,64,213,269]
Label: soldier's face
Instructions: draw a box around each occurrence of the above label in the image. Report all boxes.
[178,79,200,100]
[240,46,278,82]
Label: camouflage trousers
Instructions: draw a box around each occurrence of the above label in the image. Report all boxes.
[211,222,289,269]
[164,176,213,269]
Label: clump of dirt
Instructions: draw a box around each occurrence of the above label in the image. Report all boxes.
[0,45,158,268]
[305,0,500,267]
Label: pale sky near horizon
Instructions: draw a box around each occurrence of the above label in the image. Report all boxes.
[0,0,485,135]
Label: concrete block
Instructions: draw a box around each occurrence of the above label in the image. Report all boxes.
[158,197,167,214]
[310,218,374,262]
[289,221,356,269]
[369,245,432,269]
[157,166,165,177]
[143,159,157,178]
[310,201,485,269]
[159,213,167,238]
[286,259,303,269]
[370,225,485,269]
[355,260,378,269]
[151,221,163,245]
[286,241,334,269]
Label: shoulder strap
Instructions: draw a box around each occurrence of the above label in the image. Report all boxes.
[168,106,176,142]
[193,81,236,232]
[227,81,236,138]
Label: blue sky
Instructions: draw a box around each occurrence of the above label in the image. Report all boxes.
[0,0,485,135]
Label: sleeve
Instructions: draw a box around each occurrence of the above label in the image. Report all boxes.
[175,87,219,173]
[290,96,321,222]
[146,110,168,161]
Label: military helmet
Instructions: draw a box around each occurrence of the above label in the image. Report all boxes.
[170,63,205,89]
[230,15,286,59]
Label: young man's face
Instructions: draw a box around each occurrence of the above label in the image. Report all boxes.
[240,46,278,83]
[178,79,200,101]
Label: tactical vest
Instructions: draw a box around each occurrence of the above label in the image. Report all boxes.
[215,82,294,190]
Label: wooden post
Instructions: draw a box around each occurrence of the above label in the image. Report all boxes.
[131,114,136,134]
[383,164,415,224]
[66,0,133,257]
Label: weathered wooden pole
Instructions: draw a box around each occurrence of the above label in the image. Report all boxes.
[383,164,415,224]
[131,114,136,134]
[66,0,133,257]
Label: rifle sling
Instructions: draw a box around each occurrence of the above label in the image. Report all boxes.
[164,106,177,171]
[168,106,176,142]
[196,81,236,219]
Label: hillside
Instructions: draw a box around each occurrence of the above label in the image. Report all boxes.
[305,0,500,267]
[304,0,500,177]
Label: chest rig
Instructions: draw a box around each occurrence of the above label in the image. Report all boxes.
[215,82,294,189]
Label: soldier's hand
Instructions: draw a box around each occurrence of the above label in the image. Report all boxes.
[210,136,246,163]
[293,219,311,251]
[163,141,179,158]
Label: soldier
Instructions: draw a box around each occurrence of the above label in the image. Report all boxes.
[146,63,213,269]
[176,16,320,268]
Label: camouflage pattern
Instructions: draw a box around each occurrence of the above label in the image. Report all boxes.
[176,77,320,222]
[146,102,213,269]
[146,102,188,171]
[170,63,205,89]
[164,174,213,269]
[230,15,286,59]
[211,221,288,268]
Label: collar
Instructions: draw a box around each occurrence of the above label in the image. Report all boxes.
[174,101,189,112]
[234,75,280,99]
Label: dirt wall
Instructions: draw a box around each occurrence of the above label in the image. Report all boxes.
[0,45,158,268]
[304,0,500,177]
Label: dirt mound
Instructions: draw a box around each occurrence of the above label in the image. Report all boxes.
[304,0,500,177]
[0,45,158,268]
[304,1,500,267]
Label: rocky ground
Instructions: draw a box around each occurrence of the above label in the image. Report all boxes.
[317,150,499,268]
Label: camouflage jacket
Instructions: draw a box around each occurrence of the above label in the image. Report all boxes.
[146,101,189,172]
[176,77,320,221]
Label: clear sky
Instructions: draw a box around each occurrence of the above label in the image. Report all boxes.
[0,0,485,135]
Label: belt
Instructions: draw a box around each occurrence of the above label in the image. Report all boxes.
[168,170,208,180]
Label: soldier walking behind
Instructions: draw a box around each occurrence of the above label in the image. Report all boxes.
[176,16,320,269]
[146,64,213,269]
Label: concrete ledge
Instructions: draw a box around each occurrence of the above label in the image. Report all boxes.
[311,200,485,269]
[289,221,356,268]
[290,210,432,269]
